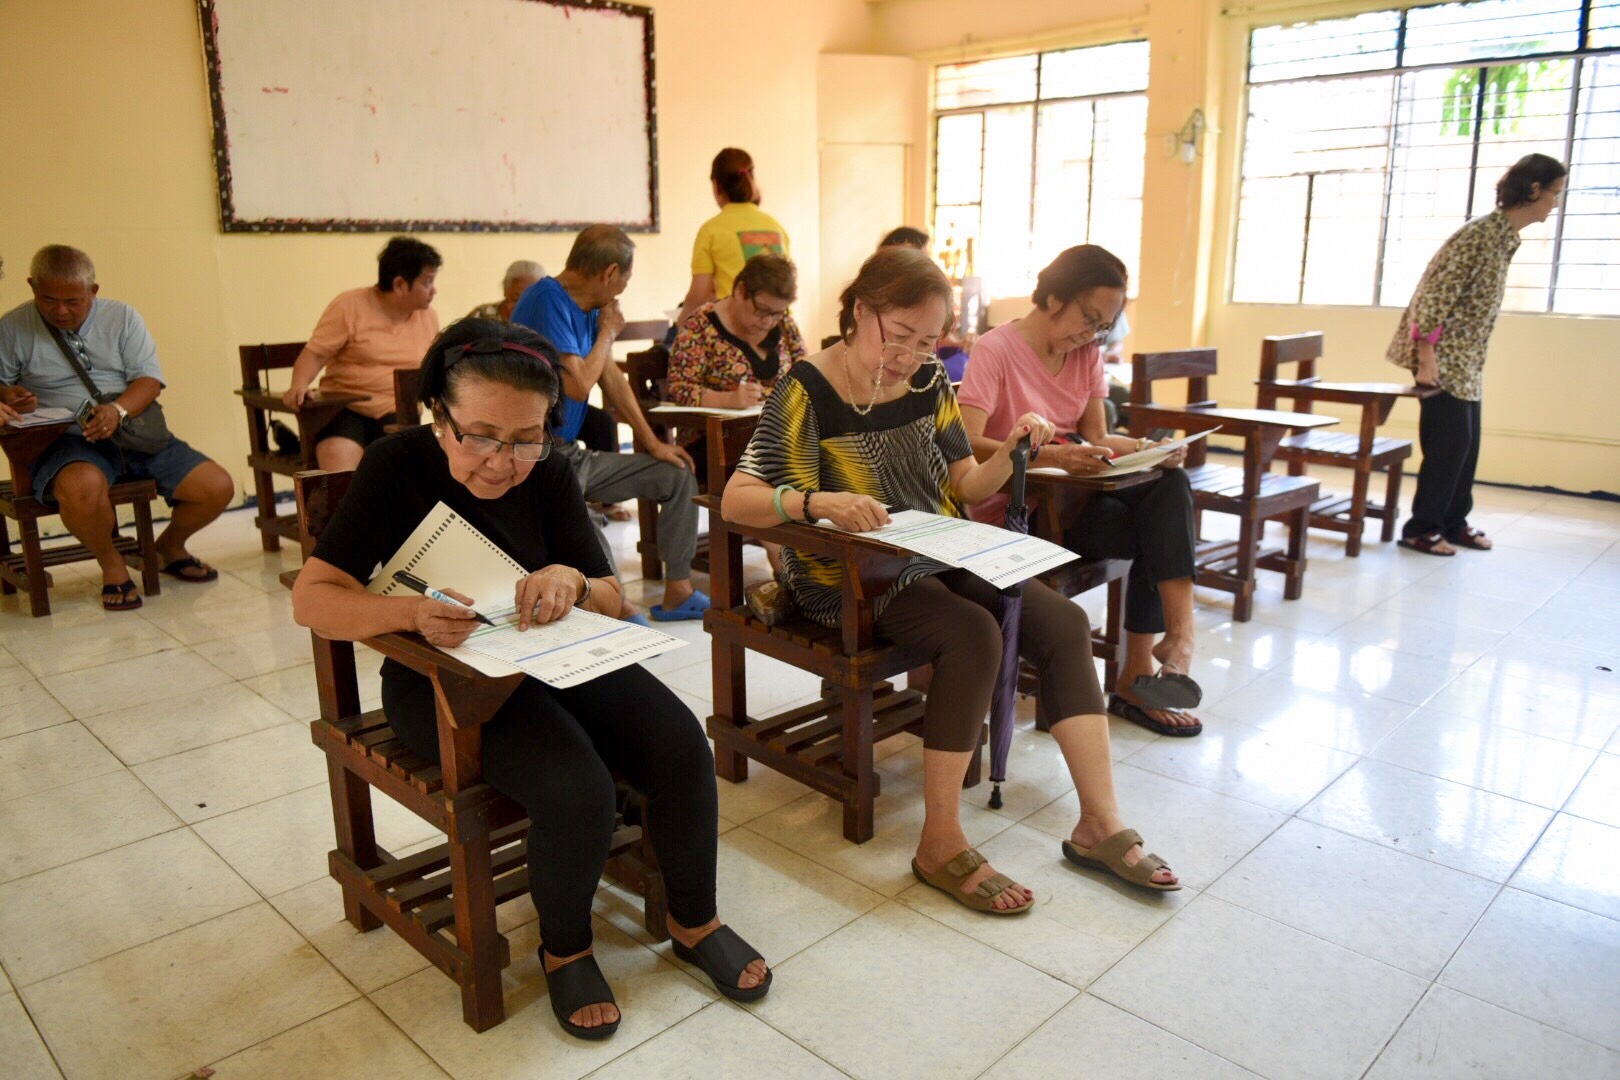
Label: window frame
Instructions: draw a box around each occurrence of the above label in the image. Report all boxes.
[1232,0,1619,315]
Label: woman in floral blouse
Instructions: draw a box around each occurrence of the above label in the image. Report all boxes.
[1387,153,1565,556]
[667,254,806,412]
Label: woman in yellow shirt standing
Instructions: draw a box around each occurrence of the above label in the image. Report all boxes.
[678,148,790,323]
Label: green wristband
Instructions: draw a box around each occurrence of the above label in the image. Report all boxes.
[772,484,795,523]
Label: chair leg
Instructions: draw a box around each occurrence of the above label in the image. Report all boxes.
[1382,463,1405,543]
[711,642,749,783]
[19,519,50,617]
[1284,507,1309,600]
[1233,517,1258,623]
[0,513,14,595]
[131,498,162,597]
[839,685,876,844]
[638,499,662,581]
[253,469,280,552]
[1345,467,1372,558]
[963,722,984,789]
[636,817,670,944]
[325,758,382,932]
[1103,576,1125,693]
[449,828,506,1032]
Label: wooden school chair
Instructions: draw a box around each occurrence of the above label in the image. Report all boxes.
[391,367,424,431]
[1254,332,1435,556]
[237,342,366,552]
[622,343,718,581]
[0,417,162,617]
[700,415,983,844]
[290,471,667,1032]
[1128,349,1335,622]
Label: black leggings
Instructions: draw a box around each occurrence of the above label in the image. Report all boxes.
[381,660,718,957]
[1065,468,1197,635]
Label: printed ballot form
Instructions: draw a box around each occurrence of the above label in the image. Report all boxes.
[367,502,686,686]
[820,509,1077,590]
[646,403,763,418]
[1029,428,1217,478]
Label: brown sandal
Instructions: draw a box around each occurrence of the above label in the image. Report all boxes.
[1061,829,1181,892]
[911,848,1035,915]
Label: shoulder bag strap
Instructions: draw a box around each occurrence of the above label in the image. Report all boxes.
[41,319,105,401]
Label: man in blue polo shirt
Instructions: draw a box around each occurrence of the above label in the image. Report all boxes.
[512,225,708,621]
[0,245,235,611]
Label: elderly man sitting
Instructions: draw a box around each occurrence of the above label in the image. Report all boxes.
[0,245,235,611]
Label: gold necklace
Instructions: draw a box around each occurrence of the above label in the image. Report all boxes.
[841,342,884,416]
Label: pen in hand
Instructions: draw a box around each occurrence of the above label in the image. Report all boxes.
[392,571,496,627]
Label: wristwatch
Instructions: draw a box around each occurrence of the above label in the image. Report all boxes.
[113,403,129,423]
[574,569,592,607]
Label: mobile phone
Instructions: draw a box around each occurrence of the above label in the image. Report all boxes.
[75,399,98,428]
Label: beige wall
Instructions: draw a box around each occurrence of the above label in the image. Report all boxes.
[877,0,1619,494]
[0,0,874,502]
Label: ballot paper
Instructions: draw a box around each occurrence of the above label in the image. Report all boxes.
[646,403,763,418]
[5,407,74,428]
[820,508,1076,589]
[366,501,686,686]
[1029,428,1217,478]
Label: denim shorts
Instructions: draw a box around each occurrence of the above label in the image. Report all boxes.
[32,433,211,507]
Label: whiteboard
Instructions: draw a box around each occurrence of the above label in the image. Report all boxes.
[197,0,658,232]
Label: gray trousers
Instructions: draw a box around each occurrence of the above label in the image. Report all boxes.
[557,442,699,580]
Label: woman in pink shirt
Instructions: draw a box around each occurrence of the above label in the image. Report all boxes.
[958,246,1203,737]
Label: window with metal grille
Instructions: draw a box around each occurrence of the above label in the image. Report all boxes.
[931,41,1150,300]
[1234,0,1619,315]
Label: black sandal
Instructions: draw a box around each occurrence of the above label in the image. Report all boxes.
[101,580,142,612]
[540,951,619,1041]
[1108,693,1202,738]
[671,925,772,1003]
[1128,669,1202,709]
[1397,531,1455,556]
[160,556,219,582]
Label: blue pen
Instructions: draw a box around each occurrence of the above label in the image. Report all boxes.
[392,571,496,626]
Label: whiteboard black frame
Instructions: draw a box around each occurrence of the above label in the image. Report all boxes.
[196,0,660,234]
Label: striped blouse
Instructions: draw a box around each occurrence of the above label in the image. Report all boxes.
[734,361,973,627]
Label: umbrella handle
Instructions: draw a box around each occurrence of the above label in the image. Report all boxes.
[1008,434,1031,513]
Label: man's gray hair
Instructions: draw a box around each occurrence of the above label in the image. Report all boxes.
[503,259,545,288]
[30,245,96,286]
[564,225,635,277]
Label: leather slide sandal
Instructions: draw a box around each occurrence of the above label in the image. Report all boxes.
[1128,668,1202,709]
[1397,531,1455,556]
[1108,693,1202,738]
[541,951,620,1041]
[1446,526,1493,550]
[671,925,772,1003]
[1062,829,1181,892]
[910,847,1035,916]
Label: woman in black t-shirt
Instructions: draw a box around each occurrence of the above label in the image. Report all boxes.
[292,319,769,1040]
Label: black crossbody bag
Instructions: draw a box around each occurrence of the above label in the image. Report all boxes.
[43,321,172,454]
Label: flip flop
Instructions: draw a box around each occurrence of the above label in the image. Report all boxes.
[670,925,772,1003]
[540,951,620,1041]
[161,556,219,582]
[1446,526,1493,550]
[1108,693,1202,737]
[1397,531,1455,556]
[101,580,142,612]
[650,590,711,622]
[625,612,653,627]
[1128,668,1202,709]
[910,847,1035,916]
[1061,829,1182,892]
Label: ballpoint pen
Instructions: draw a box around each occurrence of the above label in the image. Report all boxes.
[392,570,497,626]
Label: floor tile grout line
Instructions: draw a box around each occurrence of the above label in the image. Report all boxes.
[0,972,71,1079]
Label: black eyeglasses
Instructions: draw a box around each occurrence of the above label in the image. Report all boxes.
[440,410,551,461]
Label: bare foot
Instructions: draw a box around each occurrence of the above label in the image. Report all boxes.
[1069,819,1178,887]
[914,844,1033,911]
[542,948,619,1029]
[667,915,768,989]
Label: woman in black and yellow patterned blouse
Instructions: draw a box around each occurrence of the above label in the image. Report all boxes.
[723,248,1181,909]
[1389,153,1565,556]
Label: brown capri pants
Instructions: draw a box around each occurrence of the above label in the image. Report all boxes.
[875,569,1106,752]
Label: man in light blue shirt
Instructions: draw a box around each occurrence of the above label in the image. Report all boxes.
[0,246,235,611]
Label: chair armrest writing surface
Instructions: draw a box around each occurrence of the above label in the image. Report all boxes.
[1254,379,1439,420]
[1128,404,1337,477]
[236,388,369,413]
[0,420,74,496]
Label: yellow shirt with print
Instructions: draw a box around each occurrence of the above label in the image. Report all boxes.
[691,202,791,299]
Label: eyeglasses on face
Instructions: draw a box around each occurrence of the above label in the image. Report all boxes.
[441,410,551,461]
[745,295,790,325]
[874,311,946,394]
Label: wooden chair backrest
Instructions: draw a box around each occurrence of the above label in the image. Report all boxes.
[620,319,669,345]
[705,415,761,490]
[821,334,841,351]
[1259,332,1324,385]
[294,470,355,560]
[1128,348,1219,409]
[393,368,423,425]
[239,342,306,392]
[625,344,670,405]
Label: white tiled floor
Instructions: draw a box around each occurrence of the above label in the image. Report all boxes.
[1,473,1618,1079]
